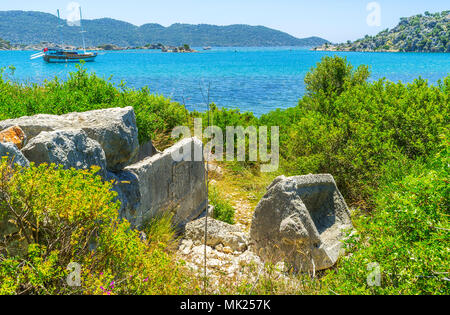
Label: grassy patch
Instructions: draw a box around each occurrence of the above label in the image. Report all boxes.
[209,185,236,225]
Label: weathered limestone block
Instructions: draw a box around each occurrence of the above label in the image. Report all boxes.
[250,174,353,272]
[0,142,30,167]
[22,129,107,176]
[0,107,139,171]
[185,217,248,252]
[0,126,27,149]
[123,137,207,228]
[106,170,141,220]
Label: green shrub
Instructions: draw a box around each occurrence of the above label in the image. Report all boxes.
[0,160,197,295]
[209,186,235,224]
[304,55,370,102]
[322,138,449,294]
[261,58,448,206]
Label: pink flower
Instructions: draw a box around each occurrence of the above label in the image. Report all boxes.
[143,277,149,282]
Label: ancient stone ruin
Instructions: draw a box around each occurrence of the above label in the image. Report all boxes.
[0,107,207,228]
[250,174,353,272]
[0,108,353,274]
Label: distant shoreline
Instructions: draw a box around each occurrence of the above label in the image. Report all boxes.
[312,46,400,53]
[0,43,199,53]
[2,46,447,53]
[311,46,448,53]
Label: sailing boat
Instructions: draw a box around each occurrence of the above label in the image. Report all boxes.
[30,7,97,63]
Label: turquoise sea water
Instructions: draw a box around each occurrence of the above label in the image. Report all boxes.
[1,47,449,115]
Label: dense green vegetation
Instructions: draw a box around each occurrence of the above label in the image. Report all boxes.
[0,162,198,295]
[0,55,448,294]
[0,11,329,47]
[260,56,448,206]
[323,140,449,294]
[212,57,449,294]
[205,56,448,207]
[315,10,450,52]
[0,37,11,50]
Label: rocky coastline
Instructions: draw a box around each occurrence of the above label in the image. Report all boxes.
[0,41,198,53]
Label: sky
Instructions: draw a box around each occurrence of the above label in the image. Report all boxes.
[0,0,448,42]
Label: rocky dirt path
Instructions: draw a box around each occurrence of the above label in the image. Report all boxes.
[208,162,277,232]
[176,162,283,291]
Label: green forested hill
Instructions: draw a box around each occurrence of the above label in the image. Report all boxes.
[315,10,449,52]
[0,11,329,47]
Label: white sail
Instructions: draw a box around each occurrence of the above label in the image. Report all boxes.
[66,2,81,27]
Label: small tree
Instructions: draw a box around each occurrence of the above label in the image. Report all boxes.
[304,55,370,100]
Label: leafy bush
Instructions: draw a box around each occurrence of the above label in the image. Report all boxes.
[195,103,258,130]
[195,103,263,170]
[261,57,449,206]
[0,160,197,295]
[304,55,370,102]
[322,137,449,294]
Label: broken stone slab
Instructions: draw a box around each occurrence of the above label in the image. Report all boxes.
[122,137,207,228]
[0,142,30,167]
[185,217,248,252]
[22,129,107,177]
[0,126,27,149]
[250,174,353,272]
[106,170,141,221]
[0,107,139,171]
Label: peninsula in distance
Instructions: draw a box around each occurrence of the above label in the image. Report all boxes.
[0,10,329,48]
[314,10,449,52]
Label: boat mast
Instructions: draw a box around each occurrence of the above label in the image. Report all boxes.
[79,7,87,54]
[57,9,64,49]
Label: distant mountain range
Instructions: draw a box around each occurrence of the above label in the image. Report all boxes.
[0,11,329,47]
[314,10,449,53]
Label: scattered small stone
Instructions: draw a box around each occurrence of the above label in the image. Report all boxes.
[185,217,248,252]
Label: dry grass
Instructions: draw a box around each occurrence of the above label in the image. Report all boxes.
[209,161,279,231]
